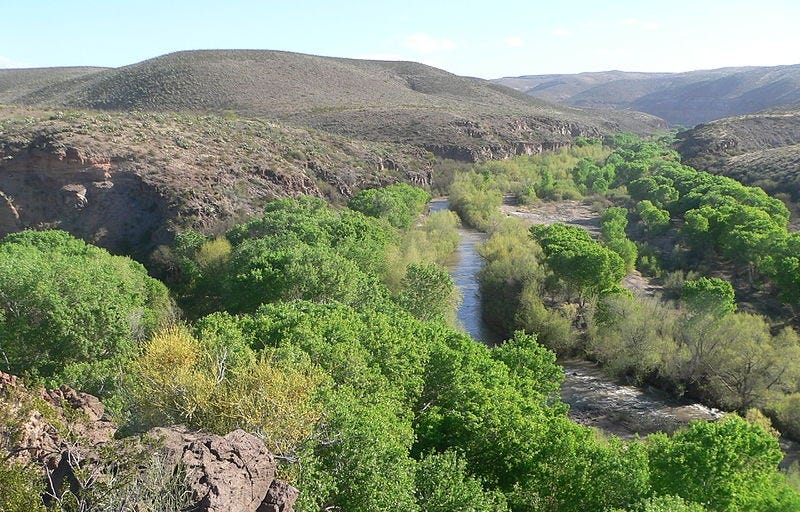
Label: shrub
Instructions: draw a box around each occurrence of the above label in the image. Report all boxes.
[0,460,46,512]
[127,325,322,456]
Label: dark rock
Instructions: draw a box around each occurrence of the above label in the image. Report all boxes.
[258,479,300,512]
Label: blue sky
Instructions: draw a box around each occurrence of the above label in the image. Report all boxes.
[2,0,798,78]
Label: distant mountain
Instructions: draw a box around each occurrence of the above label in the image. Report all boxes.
[675,109,800,200]
[1,50,665,161]
[495,65,800,127]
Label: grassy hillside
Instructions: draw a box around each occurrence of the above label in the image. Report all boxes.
[0,66,106,103]
[2,50,665,160]
[496,64,800,127]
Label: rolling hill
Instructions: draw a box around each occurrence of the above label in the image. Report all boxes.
[2,50,665,161]
[0,50,669,259]
[495,64,800,127]
[0,66,106,103]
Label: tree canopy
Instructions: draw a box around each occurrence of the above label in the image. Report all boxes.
[0,230,172,393]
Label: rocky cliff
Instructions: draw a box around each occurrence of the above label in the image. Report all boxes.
[675,109,800,200]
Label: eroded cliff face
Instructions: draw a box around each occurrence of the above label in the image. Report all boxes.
[0,108,433,259]
[0,148,172,256]
[418,115,622,162]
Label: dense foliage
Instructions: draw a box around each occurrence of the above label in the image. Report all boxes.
[2,179,798,511]
[531,223,626,302]
[170,195,459,322]
[347,182,431,228]
[0,230,172,393]
[455,135,800,449]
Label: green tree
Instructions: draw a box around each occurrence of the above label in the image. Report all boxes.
[348,183,431,229]
[612,495,707,512]
[636,200,670,234]
[601,207,638,271]
[647,416,798,511]
[396,263,460,322]
[681,277,736,316]
[764,233,800,308]
[0,230,172,393]
[309,388,419,511]
[415,450,508,512]
[531,223,626,303]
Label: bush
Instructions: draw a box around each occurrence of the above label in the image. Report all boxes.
[681,277,736,316]
[415,450,508,511]
[449,171,503,230]
[396,263,460,322]
[127,325,323,455]
[348,183,431,228]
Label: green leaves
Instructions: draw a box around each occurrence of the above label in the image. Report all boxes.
[416,450,509,512]
[396,263,460,322]
[647,416,795,511]
[531,223,626,299]
[348,183,431,228]
[0,230,172,393]
[681,277,736,316]
[0,460,47,512]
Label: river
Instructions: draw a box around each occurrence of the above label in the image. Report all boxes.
[431,198,799,467]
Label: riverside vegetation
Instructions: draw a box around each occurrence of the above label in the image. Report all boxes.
[451,133,800,450]
[451,130,800,458]
[1,165,799,511]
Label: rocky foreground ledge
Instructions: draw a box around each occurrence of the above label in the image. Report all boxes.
[0,371,298,512]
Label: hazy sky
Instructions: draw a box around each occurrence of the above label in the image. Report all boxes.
[2,0,798,78]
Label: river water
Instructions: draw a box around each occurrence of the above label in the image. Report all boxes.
[430,198,502,345]
[432,198,799,466]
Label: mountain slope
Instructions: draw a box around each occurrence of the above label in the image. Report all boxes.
[675,109,800,200]
[0,66,106,103]
[3,50,666,160]
[496,64,800,127]
[0,51,667,258]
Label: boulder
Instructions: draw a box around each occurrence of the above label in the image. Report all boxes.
[259,479,300,512]
[0,371,116,468]
[150,426,298,512]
